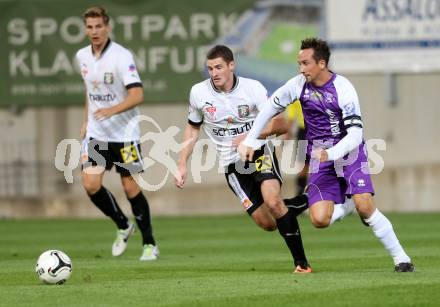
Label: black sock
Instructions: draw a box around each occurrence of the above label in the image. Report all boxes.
[296,176,307,194]
[283,193,308,216]
[276,208,308,267]
[89,186,129,230]
[128,192,155,246]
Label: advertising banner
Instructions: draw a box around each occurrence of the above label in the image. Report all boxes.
[326,0,440,73]
[0,0,254,107]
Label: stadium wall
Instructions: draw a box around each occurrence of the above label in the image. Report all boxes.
[0,72,439,218]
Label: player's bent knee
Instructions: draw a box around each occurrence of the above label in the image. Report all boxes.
[263,197,284,214]
[257,220,277,231]
[121,177,140,198]
[82,172,103,195]
[122,184,138,198]
[251,208,277,231]
[265,225,277,232]
[353,193,372,205]
[312,221,330,228]
[353,193,375,217]
[82,180,101,195]
[310,215,331,228]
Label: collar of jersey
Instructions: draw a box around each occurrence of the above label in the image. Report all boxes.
[310,71,336,89]
[210,75,239,94]
[91,39,112,58]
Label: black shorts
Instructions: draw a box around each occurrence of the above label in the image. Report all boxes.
[225,144,282,215]
[81,138,144,177]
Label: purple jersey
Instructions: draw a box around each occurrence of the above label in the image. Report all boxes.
[268,73,373,202]
[242,73,374,202]
[271,74,363,154]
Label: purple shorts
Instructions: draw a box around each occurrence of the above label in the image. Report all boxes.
[306,143,375,206]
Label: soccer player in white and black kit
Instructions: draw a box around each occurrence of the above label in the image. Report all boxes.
[77,6,158,261]
[240,38,414,272]
[174,45,311,273]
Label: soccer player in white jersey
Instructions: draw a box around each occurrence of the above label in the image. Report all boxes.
[77,6,158,261]
[239,38,414,272]
[174,45,312,273]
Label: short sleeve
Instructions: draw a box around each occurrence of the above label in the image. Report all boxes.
[253,81,269,112]
[188,87,203,125]
[119,50,142,88]
[74,52,80,73]
[75,51,85,81]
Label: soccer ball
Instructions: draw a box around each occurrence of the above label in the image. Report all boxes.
[35,250,72,284]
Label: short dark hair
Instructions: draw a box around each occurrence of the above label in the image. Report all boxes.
[300,38,331,66]
[206,45,234,63]
[83,6,110,25]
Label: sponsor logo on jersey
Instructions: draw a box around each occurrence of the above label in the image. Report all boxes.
[81,64,88,78]
[324,92,334,103]
[104,72,114,84]
[325,109,341,136]
[212,121,253,137]
[128,64,138,77]
[311,91,323,102]
[343,102,356,115]
[204,102,217,120]
[303,88,310,99]
[273,96,283,107]
[237,105,250,118]
[88,93,116,103]
[255,154,273,173]
[92,80,100,90]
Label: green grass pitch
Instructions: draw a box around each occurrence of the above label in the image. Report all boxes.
[1,213,439,306]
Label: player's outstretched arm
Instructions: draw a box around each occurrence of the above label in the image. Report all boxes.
[239,99,280,161]
[233,114,288,148]
[175,123,200,189]
[259,113,289,139]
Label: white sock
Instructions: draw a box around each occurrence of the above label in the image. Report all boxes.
[330,198,355,224]
[365,209,411,265]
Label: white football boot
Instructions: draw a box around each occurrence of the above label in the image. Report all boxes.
[139,244,159,261]
[112,222,135,256]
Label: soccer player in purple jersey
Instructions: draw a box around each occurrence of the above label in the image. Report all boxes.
[239,38,414,272]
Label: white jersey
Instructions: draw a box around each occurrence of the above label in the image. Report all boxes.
[188,76,267,166]
[76,40,142,142]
